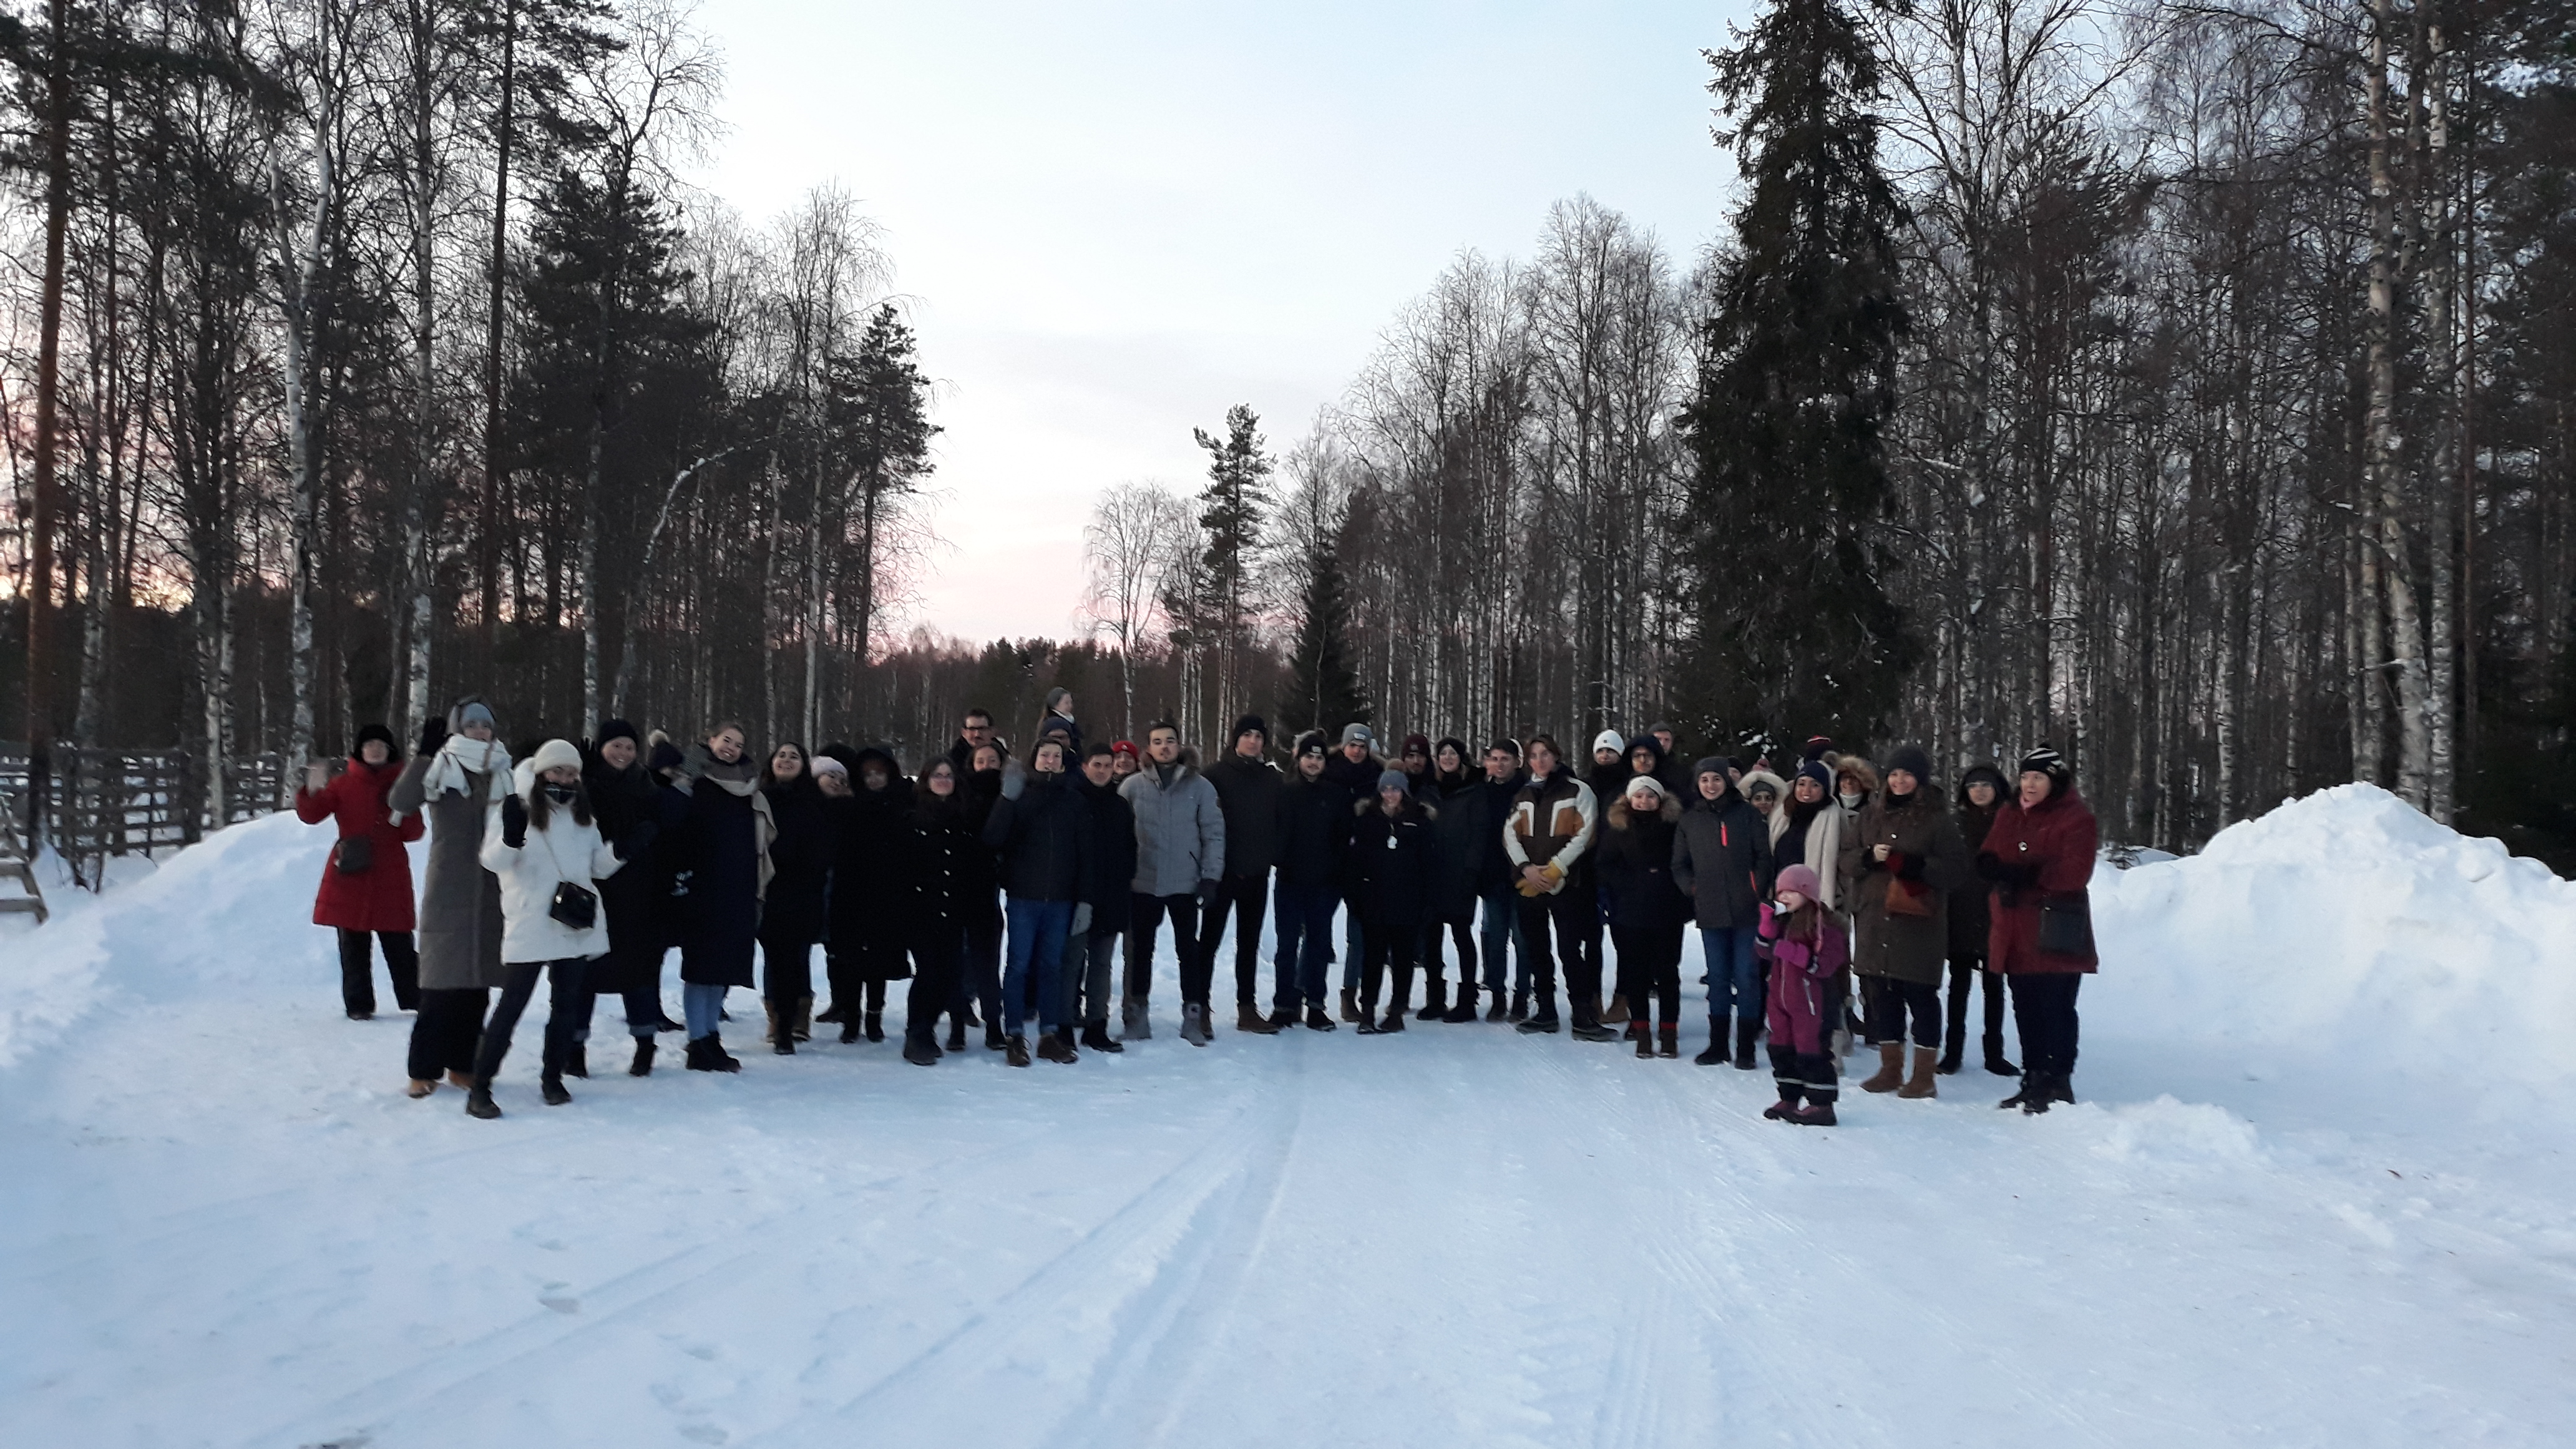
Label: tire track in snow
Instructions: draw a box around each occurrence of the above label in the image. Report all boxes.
[236,1135,1039,1449]
[747,1088,1285,1448]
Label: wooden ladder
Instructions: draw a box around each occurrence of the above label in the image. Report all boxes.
[0,832,47,925]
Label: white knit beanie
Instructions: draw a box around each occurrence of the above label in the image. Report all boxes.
[530,738,583,776]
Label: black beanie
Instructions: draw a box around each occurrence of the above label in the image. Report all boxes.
[1886,744,1934,784]
[351,723,396,758]
[595,718,640,748]
[1232,713,1267,744]
[2020,744,2071,788]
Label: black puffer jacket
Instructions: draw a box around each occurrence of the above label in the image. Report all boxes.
[1273,774,1351,889]
[912,786,990,932]
[982,766,1093,903]
[1204,750,1284,878]
[1428,769,1489,922]
[1670,781,1775,931]
[824,747,916,980]
[1596,793,1689,930]
[1076,774,1138,929]
[1344,795,1441,930]
[582,752,683,994]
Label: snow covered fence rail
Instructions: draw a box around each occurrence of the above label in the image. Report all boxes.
[0,743,291,887]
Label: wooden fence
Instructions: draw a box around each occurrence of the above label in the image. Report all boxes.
[0,743,291,887]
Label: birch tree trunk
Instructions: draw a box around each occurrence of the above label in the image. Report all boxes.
[2364,0,2432,809]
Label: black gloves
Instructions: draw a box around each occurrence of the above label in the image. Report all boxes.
[1976,851,2035,889]
[419,716,448,758]
[500,791,529,849]
[613,819,659,862]
[1196,877,1221,908]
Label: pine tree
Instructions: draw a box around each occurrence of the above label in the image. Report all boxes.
[1678,0,1918,751]
[1281,534,1366,740]
[1193,403,1269,724]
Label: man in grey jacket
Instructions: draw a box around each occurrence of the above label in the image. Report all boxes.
[1120,720,1227,1045]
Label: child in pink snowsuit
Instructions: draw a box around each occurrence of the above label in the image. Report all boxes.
[1760,863,1848,1126]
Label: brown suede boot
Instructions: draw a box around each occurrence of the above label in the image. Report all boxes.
[1897,1046,1939,1098]
[793,995,814,1042]
[1603,992,1630,1025]
[1860,1042,1905,1093]
[1236,1001,1280,1035]
[761,999,782,1045]
[1339,987,1362,1023]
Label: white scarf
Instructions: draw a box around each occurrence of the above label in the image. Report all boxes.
[422,733,513,802]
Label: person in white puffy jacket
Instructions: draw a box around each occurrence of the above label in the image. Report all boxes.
[464,738,627,1119]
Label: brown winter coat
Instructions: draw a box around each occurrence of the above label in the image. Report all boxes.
[1838,787,1971,985]
[389,753,509,990]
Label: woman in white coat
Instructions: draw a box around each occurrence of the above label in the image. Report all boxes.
[467,739,627,1118]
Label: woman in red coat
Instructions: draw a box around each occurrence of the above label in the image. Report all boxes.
[1976,744,2099,1114]
[295,724,427,1023]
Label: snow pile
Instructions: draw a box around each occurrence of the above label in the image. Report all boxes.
[0,812,343,1068]
[2092,783,2576,1084]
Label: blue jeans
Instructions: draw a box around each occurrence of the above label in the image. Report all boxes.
[683,981,729,1040]
[1700,924,1762,1023]
[1273,881,1338,1014]
[1480,887,1527,995]
[1003,896,1075,1033]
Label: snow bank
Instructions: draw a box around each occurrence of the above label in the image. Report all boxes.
[2092,783,2576,1084]
[0,812,340,1068]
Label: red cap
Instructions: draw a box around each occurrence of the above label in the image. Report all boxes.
[1111,739,1139,758]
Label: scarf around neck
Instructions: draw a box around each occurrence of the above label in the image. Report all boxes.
[422,732,512,801]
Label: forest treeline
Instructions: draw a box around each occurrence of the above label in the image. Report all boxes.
[2,0,2572,862]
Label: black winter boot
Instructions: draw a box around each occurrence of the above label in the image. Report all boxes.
[465,1078,502,1119]
[1734,1017,1760,1070]
[985,1021,1007,1051]
[1303,1005,1339,1032]
[1692,1019,1729,1065]
[1005,1033,1032,1067]
[628,1038,656,1076]
[815,1000,847,1023]
[564,1046,588,1079]
[1081,1022,1125,1053]
[704,1035,741,1073]
[902,1035,942,1066]
[864,1010,885,1043]
[1936,1036,1965,1075]
[1486,991,1508,1022]
[839,1015,861,1045]
[1984,1032,2020,1076]
[540,1073,572,1106]
[946,1018,968,1052]
[1999,1074,2041,1111]
[1420,977,1447,1020]
[1507,987,1530,1023]
[774,1003,798,1056]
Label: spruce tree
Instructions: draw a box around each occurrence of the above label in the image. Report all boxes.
[1281,534,1367,740]
[1679,0,1918,751]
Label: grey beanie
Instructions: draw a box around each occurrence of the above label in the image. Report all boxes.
[1342,723,1375,746]
[1376,768,1409,794]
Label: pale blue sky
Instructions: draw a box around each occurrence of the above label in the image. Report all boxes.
[690,1,1751,641]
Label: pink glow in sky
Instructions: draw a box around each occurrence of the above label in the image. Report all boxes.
[690,1,1745,643]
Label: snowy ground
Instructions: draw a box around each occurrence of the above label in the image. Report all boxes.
[3,785,2572,1447]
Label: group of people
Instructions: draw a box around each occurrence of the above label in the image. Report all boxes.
[298,686,2102,1127]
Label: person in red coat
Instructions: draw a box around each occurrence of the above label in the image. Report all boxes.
[295,724,427,1022]
[1976,745,2099,1114]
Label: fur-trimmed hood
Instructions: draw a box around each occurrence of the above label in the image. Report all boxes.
[1606,792,1682,829]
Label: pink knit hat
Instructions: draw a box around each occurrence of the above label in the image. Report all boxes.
[1774,863,1822,900]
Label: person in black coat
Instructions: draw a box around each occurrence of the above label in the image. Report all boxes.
[944,745,1010,1051]
[582,720,685,1075]
[980,739,1095,1064]
[821,745,915,1045]
[674,723,772,1072]
[1198,713,1285,1033]
[754,743,830,1055]
[1596,775,1689,1057]
[1945,761,2016,1076]
[1420,737,1485,1022]
[1345,769,1442,1034]
[1267,731,1350,1030]
[1672,754,1778,1068]
[1071,742,1139,1054]
[899,755,980,1065]
[1457,740,1530,1021]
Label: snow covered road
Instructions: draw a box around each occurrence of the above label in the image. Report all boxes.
[4,797,2572,1447]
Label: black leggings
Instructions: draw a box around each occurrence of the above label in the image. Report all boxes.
[1947,955,2008,1042]
[474,959,590,1082]
[1608,923,1684,1027]
[407,987,487,1080]
[337,929,419,1015]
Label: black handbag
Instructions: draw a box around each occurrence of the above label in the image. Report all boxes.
[333,836,374,875]
[2037,890,2094,957]
[549,880,598,931]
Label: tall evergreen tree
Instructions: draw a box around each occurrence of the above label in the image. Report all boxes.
[1281,534,1366,739]
[1193,402,1269,723]
[1678,0,1916,751]
[825,302,940,661]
